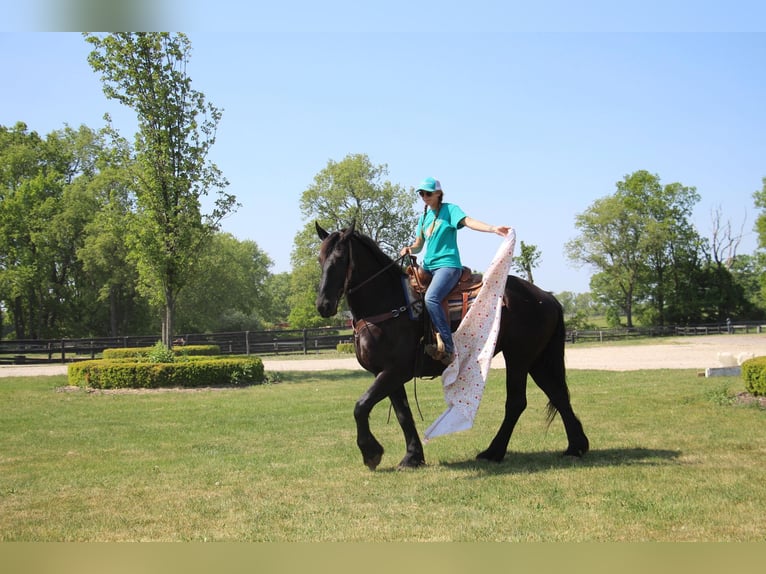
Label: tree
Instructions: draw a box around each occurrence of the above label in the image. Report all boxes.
[174,233,274,333]
[566,170,702,327]
[512,240,541,284]
[299,153,416,254]
[0,123,110,338]
[289,154,418,327]
[260,272,292,327]
[85,33,236,347]
[76,132,154,336]
[754,177,766,248]
[566,192,643,327]
[753,177,766,305]
[639,180,702,325]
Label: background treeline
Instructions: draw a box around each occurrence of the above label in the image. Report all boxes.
[3,124,765,340]
[0,123,289,339]
[3,32,766,340]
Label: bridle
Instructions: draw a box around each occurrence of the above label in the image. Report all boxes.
[346,253,407,295]
[332,235,419,326]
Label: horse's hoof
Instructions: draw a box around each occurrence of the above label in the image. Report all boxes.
[397,457,426,470]
[476,449,504,463]
[563,448,587,458]
[564,438,589,458]
[364,453,383,470]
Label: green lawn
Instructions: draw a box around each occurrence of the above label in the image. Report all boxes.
[0,368,763,541]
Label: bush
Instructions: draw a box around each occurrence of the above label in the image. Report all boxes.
[68,356,265,389]
[741,356,766,396]
[102,344,221,360]
[336,342,355,354]
[146,341,175,363]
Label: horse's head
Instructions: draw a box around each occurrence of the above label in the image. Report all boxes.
[315,221,355,318]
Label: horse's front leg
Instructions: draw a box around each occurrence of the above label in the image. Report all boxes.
[354,370,407,470]
[388,386,426,469]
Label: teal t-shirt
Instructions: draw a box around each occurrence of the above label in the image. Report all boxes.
[417,202,467,271]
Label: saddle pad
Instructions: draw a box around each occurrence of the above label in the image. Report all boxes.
[446,286,482,324]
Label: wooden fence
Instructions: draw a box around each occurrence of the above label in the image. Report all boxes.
[567,321,765,344]
[2,322,764,364]
[0,328,353,365]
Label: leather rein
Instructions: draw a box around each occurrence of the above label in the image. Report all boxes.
[343,245,418,329]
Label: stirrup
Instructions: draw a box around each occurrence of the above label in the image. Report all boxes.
[425,333,446,360]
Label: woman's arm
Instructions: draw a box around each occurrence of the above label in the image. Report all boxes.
[400,234,424,256]
[462,216,510,237]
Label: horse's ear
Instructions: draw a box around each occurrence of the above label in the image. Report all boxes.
[343,219,356,237]
[316,221,329,240]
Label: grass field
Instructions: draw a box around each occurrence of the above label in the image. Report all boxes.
[0,368,764,541]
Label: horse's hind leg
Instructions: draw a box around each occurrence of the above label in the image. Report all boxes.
[477,357,528,462]
[388,386,426,469]
[529,358,589,457]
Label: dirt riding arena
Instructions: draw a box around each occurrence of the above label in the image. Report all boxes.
[1,334,764,378]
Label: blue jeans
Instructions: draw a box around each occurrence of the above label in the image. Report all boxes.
[424,267,462,354]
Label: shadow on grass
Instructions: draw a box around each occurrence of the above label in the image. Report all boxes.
[270,370,368,384]
[439,447,682,476]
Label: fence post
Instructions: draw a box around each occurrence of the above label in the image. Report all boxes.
[245,331,250,356]
[60,340,66,363]
[302,329,308,355]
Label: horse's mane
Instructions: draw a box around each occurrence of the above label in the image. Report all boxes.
[351,230,405,278]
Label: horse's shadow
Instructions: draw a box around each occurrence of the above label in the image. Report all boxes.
[437,447,682,476]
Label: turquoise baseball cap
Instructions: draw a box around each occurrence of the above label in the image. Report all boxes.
[417,177,442,193]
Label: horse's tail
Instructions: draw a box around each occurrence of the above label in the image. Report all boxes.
[544,299,570,427]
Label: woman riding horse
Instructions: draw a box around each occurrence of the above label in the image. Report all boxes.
[316,221,589,470]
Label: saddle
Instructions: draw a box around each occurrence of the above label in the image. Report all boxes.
[405,256,483,328]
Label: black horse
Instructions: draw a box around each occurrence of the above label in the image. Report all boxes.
[315,222,588,470]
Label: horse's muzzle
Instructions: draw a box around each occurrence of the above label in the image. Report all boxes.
[316,296,338,318]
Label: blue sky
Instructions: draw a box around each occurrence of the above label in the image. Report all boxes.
[2,4,765,293]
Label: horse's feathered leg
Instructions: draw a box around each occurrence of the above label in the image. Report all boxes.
[529,353,589,458]
[388,386,426,469]
[354,370,411,470]
[477,350,529,462]
[354,389,385,470]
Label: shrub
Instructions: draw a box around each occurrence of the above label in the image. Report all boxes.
[336,342,355,354]
[741,356,766,396]
[102,344,221,360]
[68,357,265,389]
[147,341,175,363]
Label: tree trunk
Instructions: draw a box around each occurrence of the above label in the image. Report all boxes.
[163,292,175,349]
[624,289,634,328]
[109,286,118,337]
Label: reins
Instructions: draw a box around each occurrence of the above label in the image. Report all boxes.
[346,253,407,295]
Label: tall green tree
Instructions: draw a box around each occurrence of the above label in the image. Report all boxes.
[754,176,766,248]
[85,33,236,347]
[289,153,417,327]
[566,191,643,327]
[753,176,766,305]
[566,170,702,327]
[0,123,108,338]
[77,143,152,336]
